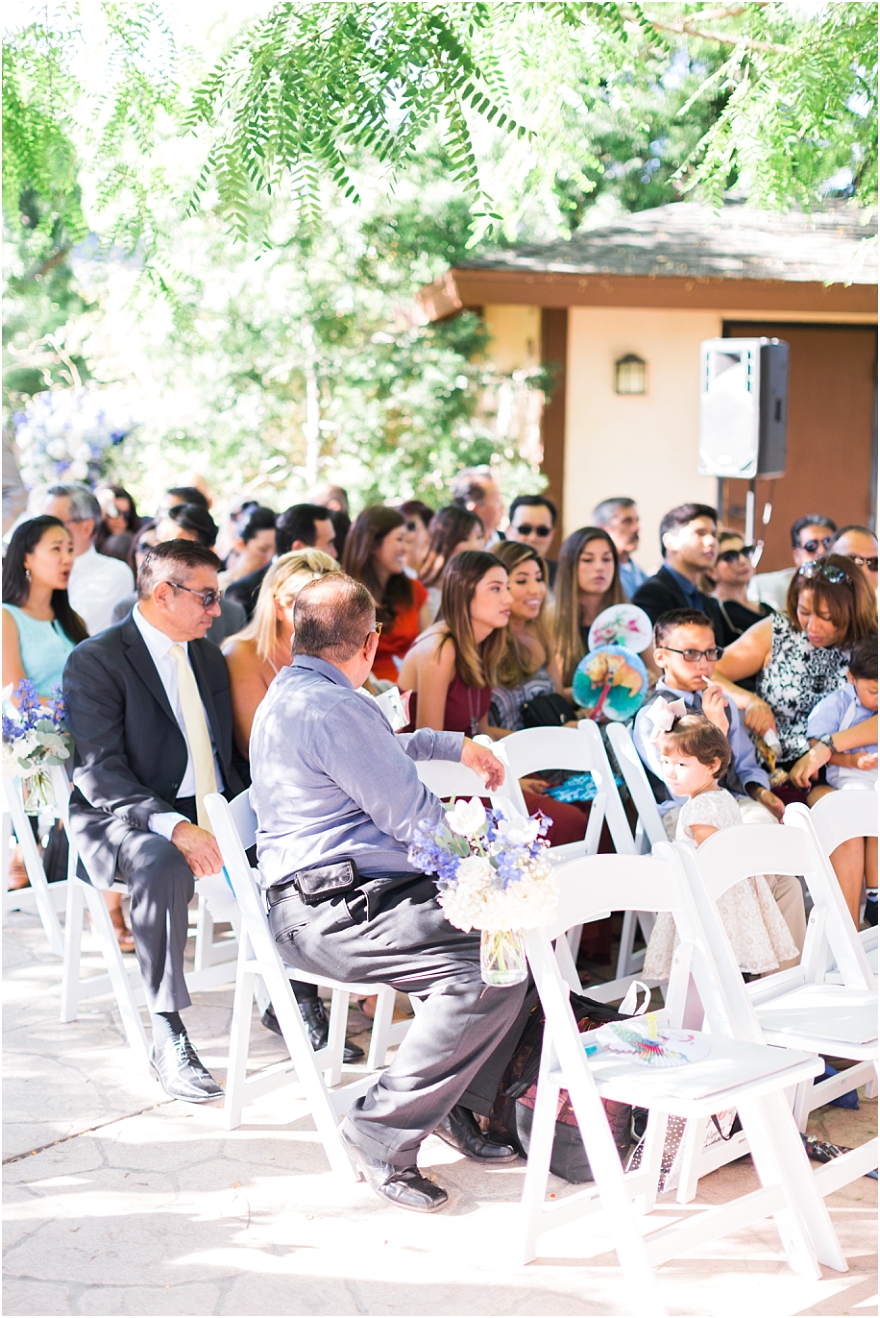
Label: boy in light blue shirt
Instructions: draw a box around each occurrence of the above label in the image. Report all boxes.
[805,634,878,925]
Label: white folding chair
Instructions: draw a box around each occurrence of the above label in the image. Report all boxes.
[52,767,238,1068]
[606,721,668,854]
[205,789,412,1158]
[2,775,67,955]
[808,787,878,977]
[671,807,877,1201]
[519,847,845,1315]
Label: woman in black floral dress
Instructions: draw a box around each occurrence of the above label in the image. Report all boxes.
[712,555,876,779]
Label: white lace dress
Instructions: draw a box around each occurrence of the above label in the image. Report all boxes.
[643,788,799,978]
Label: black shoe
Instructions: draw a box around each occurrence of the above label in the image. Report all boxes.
[864,894,878,928]
[267,999,365,1063]
[433,1104,519,1162]
[150,1034,223,1104]
[340,1126,448,1213]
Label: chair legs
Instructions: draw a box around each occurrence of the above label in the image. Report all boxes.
[3,780,65,956]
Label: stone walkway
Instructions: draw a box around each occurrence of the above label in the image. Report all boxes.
[3,906,877,1316]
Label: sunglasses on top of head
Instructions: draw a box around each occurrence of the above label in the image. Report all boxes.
[513,524,552,538]
[796,561,854,587]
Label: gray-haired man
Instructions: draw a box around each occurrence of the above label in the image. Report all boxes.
[250,574,530,1212]
[43,482,133,633]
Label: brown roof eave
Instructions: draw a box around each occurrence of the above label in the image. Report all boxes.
[416,267,878,321]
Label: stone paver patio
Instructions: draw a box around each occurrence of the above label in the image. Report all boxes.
[3,905,876,1316]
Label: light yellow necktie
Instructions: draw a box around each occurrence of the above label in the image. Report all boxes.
[169,644,218,832]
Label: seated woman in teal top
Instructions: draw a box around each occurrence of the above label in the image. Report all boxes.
[2,516,87,697]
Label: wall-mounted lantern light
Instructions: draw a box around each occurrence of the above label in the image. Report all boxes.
[614,354,647,395]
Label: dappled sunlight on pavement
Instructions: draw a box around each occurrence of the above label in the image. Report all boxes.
[3,909,876,1316]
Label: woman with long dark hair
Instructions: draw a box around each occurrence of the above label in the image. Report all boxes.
[343,505,433,681]
[2,517,91,906]
[2,516,87,694]
[95,485,142,561]
[417,506,484,620]
[554,526,626,690]
[398,551,587,845]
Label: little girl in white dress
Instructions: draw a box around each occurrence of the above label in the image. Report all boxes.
[643,714,798,979]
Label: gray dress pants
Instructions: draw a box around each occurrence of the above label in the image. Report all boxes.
[113,798,197,1014]
[269,874,531,1168]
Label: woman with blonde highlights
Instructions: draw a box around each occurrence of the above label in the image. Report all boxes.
[223,549,339,759]
[488,541,565,731]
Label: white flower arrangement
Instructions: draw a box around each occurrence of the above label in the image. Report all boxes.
[13,386,140,489]
[408,797,558,934]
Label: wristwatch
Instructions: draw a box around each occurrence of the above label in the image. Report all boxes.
[816,732,838,753]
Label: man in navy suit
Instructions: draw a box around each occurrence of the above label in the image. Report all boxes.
[63,540,244,1102]
[632,502,725,646]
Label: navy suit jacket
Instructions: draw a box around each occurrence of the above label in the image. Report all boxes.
[62,615,244,888]
[631,565,725,647]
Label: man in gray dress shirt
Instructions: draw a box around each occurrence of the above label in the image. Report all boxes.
[249,574,530,1212]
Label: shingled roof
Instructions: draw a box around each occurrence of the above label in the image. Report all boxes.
[459,199,877,286]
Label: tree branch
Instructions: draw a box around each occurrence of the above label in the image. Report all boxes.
[643,15,788,55]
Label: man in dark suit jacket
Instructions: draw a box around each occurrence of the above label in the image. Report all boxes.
[226,503,337,619]
[63,540,244,1102]
[632,502,725,647]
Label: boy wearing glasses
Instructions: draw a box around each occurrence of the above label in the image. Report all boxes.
[749,513,837,612]
[633,608,806,959]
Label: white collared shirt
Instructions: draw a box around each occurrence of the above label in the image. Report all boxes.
[131,605,223,838]
[69,545,134,636]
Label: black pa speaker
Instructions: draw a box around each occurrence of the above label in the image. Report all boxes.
[698,338,789,479]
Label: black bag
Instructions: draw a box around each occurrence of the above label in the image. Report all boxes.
[486,991,632,1183]
[519,692,577,728]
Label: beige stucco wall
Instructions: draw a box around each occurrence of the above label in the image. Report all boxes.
[564,307,724,570]
[482,305,541,371]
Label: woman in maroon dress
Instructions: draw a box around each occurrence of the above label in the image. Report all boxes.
[398,551,587,845]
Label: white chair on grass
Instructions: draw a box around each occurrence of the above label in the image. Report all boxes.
[2,775,67,955]
[205,789,412,1159]
[671,806,877,1202]
[51,767,239,1068]
[518,847,845,1315]
[808,787,878,978]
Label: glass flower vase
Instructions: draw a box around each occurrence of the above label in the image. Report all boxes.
[480,928,528,987]
[21,769,54,816]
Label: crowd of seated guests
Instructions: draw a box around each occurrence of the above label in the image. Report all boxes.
[2,465,878,1098]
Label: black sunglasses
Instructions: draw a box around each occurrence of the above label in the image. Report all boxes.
[716,544,756,564]
[797,561,854,587]
[168,581,223,609]
[513,524,553,538]
[799,535,834,554]
[846,553,879,572]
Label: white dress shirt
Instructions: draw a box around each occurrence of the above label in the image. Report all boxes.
[131,605,223,839]
[69,545,134,636]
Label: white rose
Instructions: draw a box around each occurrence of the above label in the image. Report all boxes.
[46,440,69,460]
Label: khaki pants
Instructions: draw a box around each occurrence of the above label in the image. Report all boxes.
[661,796,805,967]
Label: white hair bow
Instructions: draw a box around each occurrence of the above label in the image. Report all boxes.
[646,695,689,743]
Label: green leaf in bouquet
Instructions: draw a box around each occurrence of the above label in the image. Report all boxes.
[34,719,57,733]
[43,754,68,766]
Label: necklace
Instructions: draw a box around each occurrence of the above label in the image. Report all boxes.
[467,685,480,737]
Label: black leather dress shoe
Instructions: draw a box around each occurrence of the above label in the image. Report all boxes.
[434,1104,519,1162]
[340,1126,448,1213]
[264,999,365,1063]
[150,1034,223,1103]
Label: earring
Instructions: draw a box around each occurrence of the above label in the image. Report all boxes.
[25,568,32,583]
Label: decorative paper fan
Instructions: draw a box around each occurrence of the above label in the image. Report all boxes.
[588,604,653,654]
[591,1013,710,1068]
[572,645,649,722]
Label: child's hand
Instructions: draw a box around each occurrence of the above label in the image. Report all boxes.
[857,752,878,772]
[789,742,831,788]
[752,785,785,821]
[701,682,730,734]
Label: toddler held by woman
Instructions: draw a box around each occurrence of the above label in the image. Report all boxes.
[643,714,798,979]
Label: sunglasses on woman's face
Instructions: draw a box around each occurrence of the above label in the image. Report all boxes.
[716,545,756,564]
[799,535,834,554]
[513,524,552,537]
[797,561,853,587]
[846,553,879,572]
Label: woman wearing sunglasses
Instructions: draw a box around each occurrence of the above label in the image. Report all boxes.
[711,531,774,669]
[712,554,877,786]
